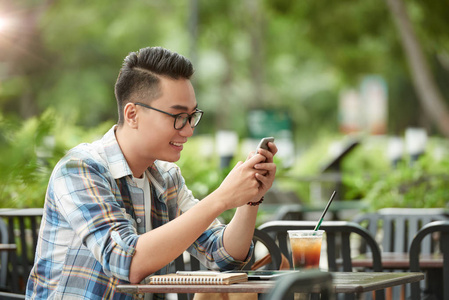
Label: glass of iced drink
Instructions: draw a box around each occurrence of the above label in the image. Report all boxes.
[288,230,324,269]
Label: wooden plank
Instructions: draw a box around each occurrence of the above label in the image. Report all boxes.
[349,252,443,269]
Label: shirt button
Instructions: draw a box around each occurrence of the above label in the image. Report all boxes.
[136,218,142,224]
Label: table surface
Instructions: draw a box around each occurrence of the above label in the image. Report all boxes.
[117,272,424,294]
[351,252,443,269]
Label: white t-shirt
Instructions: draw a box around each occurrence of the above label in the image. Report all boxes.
[133,172,152,231]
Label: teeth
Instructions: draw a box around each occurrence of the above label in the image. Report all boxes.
[171,142,182,146]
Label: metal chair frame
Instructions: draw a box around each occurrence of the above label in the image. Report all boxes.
[354,208,449,299]
[354,208,448,253]
[173,228,283,300]
[409,220,449,300]
[0,218,9,291]
[0,218,20,293]
[258,220,384,300]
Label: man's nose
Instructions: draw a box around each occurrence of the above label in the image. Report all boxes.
[179,123,194,137]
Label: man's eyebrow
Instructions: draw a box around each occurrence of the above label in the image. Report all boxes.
[170,104,198,111]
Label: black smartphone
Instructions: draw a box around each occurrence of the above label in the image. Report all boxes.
[225,270,299,280]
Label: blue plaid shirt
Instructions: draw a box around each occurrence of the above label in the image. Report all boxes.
[26,126,253,300]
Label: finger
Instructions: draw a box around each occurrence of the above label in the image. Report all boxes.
[267,142,278,155]
[254,169,268,176]
[255,172,271,188]
[243,152,267,168]
[255,166,276,185]
[254,162,277,173]
[257,148,275,162]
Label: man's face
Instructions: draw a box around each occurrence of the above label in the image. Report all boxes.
[134,77,198,163]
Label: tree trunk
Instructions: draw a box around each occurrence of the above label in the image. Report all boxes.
[385,0,449,138]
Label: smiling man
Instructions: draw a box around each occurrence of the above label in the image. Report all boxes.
[26,47,277,300]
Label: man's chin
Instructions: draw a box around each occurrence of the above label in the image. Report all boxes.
[161,154,181,163]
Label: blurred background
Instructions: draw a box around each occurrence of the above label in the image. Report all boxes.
[1,0,448,220]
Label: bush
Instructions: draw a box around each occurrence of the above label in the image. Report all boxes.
[278,134,449,211]
[342,137,449,210]
[0,109,113,208]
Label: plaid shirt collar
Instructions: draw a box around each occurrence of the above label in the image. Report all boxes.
[102,125,167,200]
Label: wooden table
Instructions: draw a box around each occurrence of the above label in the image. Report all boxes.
[351,252,443,269]
[350,252,443,299]
[117,272,424,297]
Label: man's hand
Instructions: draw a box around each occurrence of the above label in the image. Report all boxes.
[216,142,278,209]
[220,141,277,261]
[248,141,277,203]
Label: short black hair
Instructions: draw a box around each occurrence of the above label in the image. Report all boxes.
[114,47,194,125]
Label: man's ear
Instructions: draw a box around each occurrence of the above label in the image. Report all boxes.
[123,102,138,129]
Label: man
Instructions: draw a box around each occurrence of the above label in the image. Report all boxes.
[26,46,277,299]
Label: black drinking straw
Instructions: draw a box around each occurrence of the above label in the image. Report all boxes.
[314,191,337,231]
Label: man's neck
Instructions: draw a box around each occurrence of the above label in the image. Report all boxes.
[115,125,154,178]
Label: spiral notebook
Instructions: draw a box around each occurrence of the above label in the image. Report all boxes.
[147,271,248,285]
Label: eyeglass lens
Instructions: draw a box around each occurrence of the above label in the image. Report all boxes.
[175,111,202,129]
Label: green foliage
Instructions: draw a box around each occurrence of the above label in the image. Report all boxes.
[277,134,346,203]
[277,135,449,211]
[0,109,113,208]
[342,138,449,211]
[3,0,449,141]
[2,0,449,214]
[176,136,226,200]
[2,107,448,217]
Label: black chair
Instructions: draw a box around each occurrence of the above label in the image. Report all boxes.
[353,208,449,253]
[0,217,9,291]
[0,218,20,294]
[243,228,283,270]
[258,220,384,300]
[174,229,283,272]
[354,208,449,299]
[263,270,334,300]
[0,209,42,294]
[173,228,283,300]
[409,220,449,300]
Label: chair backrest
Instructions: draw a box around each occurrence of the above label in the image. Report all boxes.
[0,208,43,294]
[354,208,449,253]
[258,220,384,300]
[172,228,283,300]
[263,270,334,300]
[174,229,283,272]
[258,220,382,271]
[0,217,9,290]
[409,220,449,300]
[243,229,283,270]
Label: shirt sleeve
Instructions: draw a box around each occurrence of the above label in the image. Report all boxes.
[191,225,254,271]
[53,155,139,281]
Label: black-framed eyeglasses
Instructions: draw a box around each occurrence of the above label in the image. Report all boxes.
[135,102,204,130]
